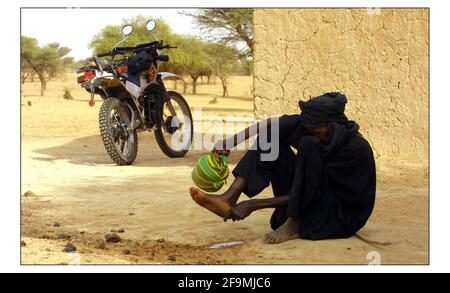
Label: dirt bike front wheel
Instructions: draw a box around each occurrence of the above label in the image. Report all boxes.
[154,91,193,158]
[99,98,138,165]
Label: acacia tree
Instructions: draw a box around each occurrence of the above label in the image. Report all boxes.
[184,37,211,94]
[21,37,38,84]
[21,58,34,84]
[21,36,73,96]
[183,9,254,57]
[165,35,210,94]
[205,43,239,97]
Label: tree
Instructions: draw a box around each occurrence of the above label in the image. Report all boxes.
[159,35,210,94]
[21,37,38,84]
[183,9,254,57]
[21,36,73,96]
[241,58,253,76]
[21,57,34,84]
[178,36,211,94]
[205,43,239,97]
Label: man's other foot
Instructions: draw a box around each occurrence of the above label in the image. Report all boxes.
[264,217,300,244]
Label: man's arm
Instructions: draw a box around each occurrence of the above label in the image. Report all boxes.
[214,118,273,154]
[223,196,289,221]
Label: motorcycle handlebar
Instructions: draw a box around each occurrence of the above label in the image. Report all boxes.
[115,42,176,52]
[113,46,135,51]
[115,41,158,51]
[96,52,111,58]
[92,42,175,66]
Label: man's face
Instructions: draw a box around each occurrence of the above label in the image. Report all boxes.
[308,122,330,145]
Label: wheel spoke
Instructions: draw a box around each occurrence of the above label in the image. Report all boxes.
[112,129,119,141]
[120,139,126,153]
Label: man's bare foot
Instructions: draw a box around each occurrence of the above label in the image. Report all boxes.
[264,217,300,244]
[189,187,232,218]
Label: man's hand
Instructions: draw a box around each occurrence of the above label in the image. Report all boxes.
[214,149,230,156]
[213,139,230,156]
[223,200,255,221]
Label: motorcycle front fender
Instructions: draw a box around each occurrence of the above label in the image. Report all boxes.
[159,72,184,82]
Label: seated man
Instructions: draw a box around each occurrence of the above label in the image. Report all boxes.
[189,92,376,244]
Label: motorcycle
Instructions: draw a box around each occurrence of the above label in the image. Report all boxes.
[76,20,193,165]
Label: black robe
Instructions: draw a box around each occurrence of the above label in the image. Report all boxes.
[232,114,376,240]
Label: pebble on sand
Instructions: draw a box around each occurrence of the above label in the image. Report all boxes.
[27,101,32,106]
[123,249,131,255]
[105,233,121,243]
[57,232,70,240]
[23,191,35,197]
[94,239,106,250]
[110,228,125,233]
[53,223,61,227]
[65,243,77,253]
[129,213,135,216]
[21,240,26,247]
[168,255,177,261]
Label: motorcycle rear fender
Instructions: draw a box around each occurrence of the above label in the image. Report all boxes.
[82,82,106,99]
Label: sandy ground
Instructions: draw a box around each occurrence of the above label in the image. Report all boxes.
[20,74,428,264]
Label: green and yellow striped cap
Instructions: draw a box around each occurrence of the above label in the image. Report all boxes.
[191,151,230,192]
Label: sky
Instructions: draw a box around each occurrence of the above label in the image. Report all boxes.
[21,8,203,60]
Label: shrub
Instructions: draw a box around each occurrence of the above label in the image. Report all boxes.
[63,87,73,100]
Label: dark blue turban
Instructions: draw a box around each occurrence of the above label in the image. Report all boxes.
[299,92,349,129]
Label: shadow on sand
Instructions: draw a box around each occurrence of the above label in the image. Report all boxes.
[31,133,246,168]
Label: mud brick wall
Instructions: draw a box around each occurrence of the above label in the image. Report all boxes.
[253,8,428,163]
